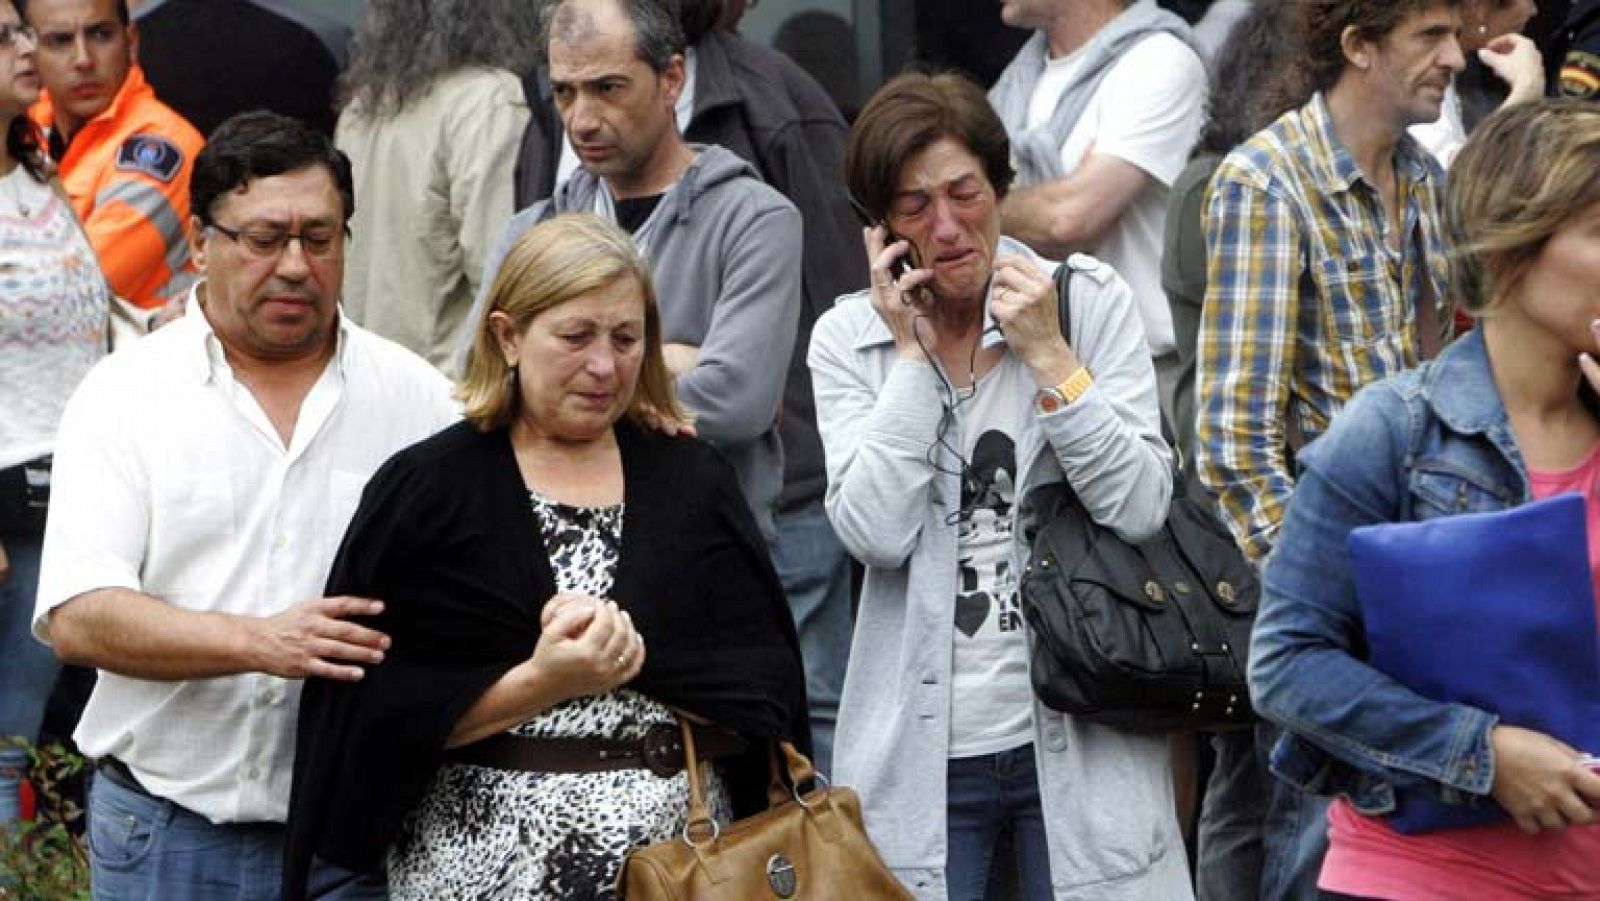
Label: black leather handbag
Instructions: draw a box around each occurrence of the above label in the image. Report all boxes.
[1017,265,1258,733]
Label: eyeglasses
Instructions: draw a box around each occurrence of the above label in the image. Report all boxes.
[0,23,38,47]
[206,221,346,259]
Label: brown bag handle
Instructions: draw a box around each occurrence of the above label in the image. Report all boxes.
[678,718,821,829]
[678,719,718,846]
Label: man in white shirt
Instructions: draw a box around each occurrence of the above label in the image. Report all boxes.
[33,110,457,899]
[989,0,1206,411]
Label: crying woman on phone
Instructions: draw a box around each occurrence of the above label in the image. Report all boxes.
[807,71,1183,899]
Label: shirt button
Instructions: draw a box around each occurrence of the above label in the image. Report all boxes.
[244,766,260,781]
[272,534,288,550]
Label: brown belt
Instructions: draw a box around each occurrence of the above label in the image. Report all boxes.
[447,721,746,779]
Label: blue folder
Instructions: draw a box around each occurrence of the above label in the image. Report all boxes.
[1347,492,1600,834]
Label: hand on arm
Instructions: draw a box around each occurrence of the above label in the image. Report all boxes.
[988,253,1081,387]
[1489,724,1600,833]
[1480,34,1546,107]
[47,588,391,682]
[445,595,645,747]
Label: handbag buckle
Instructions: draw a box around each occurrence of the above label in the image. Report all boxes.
[641,722,685,777]
[682,816,720,849]
[766,853,798,898]
[791,770,830,809]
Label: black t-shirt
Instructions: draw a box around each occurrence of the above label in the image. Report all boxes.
[614,194,664,235]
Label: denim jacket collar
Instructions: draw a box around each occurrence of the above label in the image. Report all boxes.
[1422,328,1503,437]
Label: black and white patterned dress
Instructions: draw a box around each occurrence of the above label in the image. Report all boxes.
[387,491,730,900]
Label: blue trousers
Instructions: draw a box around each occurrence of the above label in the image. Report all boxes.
[946,745,1053,901]
[1259,725,1331,901]
[1195,726,1270,901]
[1,533,54,826]
[770,502,853,777]
[88,774,385,901]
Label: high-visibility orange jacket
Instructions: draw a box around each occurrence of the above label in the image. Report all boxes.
[31,65,204,310]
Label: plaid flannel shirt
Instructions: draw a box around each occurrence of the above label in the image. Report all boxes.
[1195,93,1450,563]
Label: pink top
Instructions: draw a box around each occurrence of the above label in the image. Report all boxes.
[1319,442,1600,900]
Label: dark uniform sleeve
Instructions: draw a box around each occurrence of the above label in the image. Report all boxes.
[1558,2,1600,98]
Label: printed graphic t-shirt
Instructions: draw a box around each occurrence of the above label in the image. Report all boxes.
[949,355,1037,758]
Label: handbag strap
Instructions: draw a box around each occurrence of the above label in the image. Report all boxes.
[678,718,717,843]
[1051,256,1185,482]
[765,740,818,808]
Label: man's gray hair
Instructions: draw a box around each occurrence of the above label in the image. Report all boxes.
[542,0,687,73]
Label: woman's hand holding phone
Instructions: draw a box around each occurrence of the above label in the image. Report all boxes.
[863,224,937,360]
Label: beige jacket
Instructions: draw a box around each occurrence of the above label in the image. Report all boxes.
[338,67,528,373]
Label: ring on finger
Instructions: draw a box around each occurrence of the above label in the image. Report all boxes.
[615,653,629,669]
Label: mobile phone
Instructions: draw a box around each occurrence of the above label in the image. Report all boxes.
[883,225,923,282]
[846,192,923,282]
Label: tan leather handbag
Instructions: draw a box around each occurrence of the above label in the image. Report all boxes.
[616,721,911,900]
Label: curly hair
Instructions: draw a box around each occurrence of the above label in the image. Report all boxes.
[1299,0,1464,92]
[1198,0,1315,155]
[338,0,544,116]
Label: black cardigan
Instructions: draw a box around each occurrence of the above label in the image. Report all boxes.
[283,419,809,898]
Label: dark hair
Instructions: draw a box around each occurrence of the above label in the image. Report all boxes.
[845,71,1013,223]
[16,0,128,28]
[675,0,720,44]
[1198,0,1314,155]
[6,117,44,182]
[1300,0,1464,92]
[190,111,355,225]
[338,0,543,116]
[542,0,685,73]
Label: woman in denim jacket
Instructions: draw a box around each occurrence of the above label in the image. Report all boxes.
[1250,99,1600,900]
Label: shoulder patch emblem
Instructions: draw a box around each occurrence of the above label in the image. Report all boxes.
[1560,52,1600,98]
[115,135,183,183]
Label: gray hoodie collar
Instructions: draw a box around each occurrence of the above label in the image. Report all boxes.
[554,143,759,226]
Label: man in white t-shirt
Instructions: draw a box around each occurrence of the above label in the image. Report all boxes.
[989,0,1206,409]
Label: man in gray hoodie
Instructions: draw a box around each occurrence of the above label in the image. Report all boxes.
[469,0,801,542]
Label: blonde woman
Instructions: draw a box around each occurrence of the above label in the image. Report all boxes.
[286,213,807,900]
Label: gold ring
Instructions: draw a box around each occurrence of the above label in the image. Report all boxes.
[616,654,628,669]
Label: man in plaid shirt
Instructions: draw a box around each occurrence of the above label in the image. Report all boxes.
[1196,0,1459,566]
[1193,1,1463,898]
